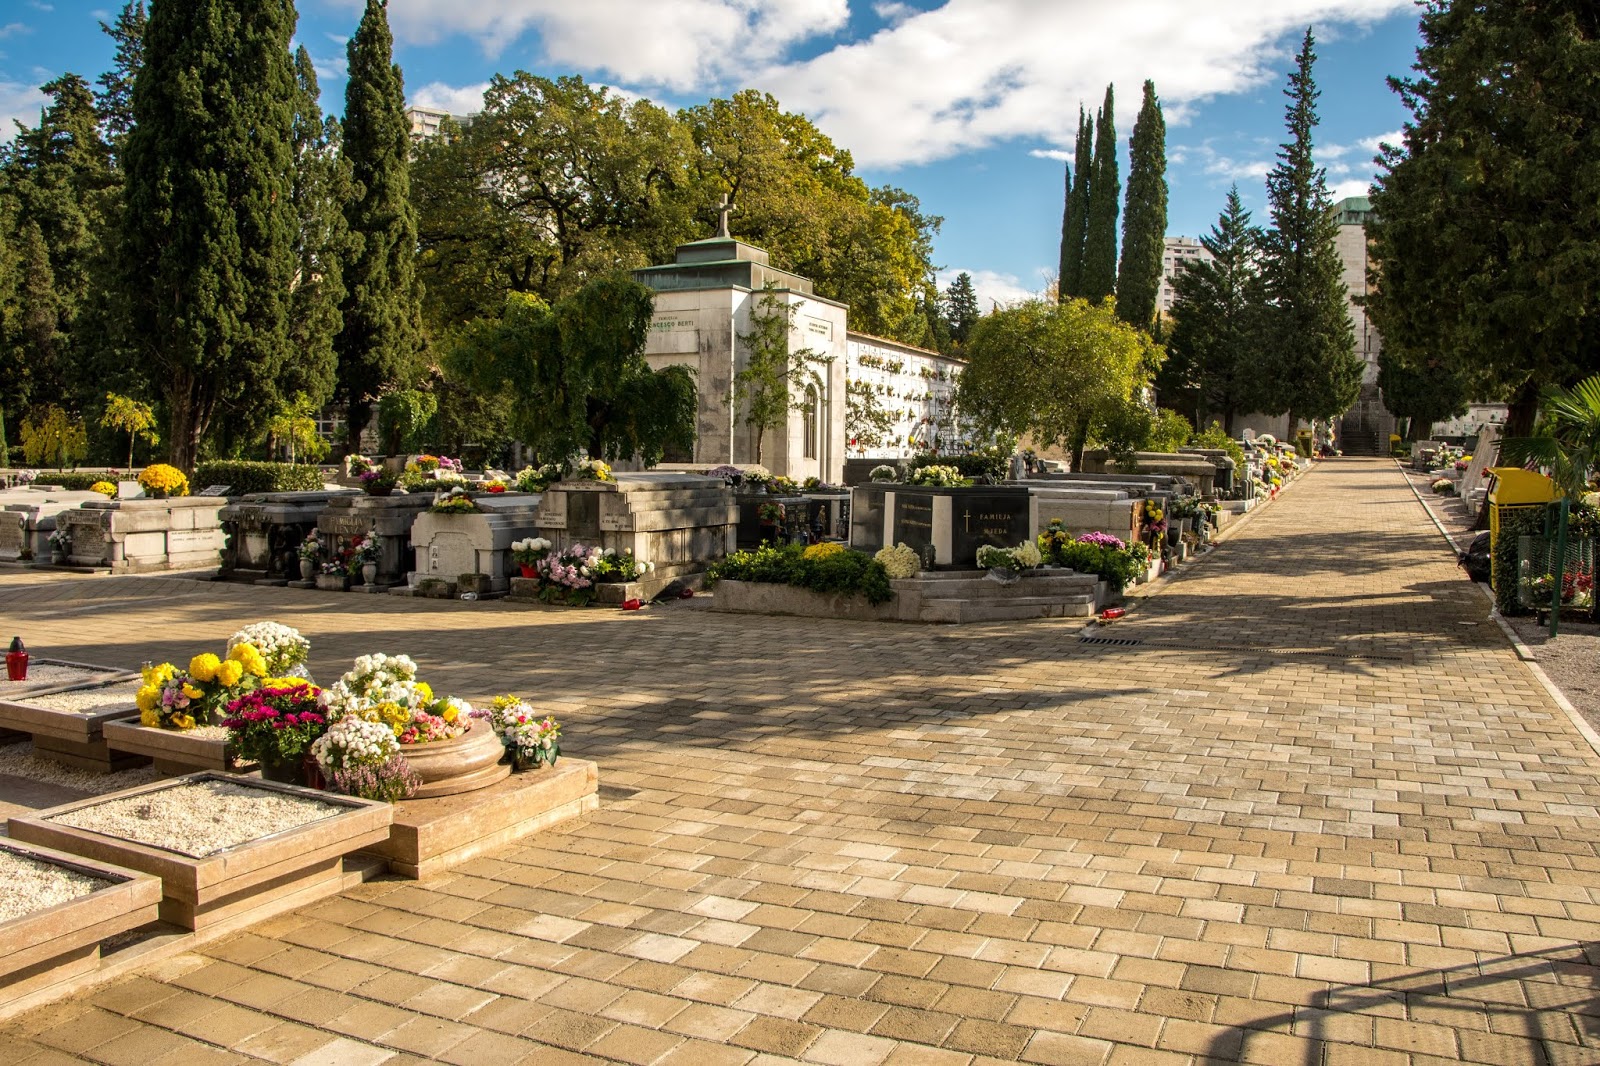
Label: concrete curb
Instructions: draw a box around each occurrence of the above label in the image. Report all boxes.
[1395,459,1600,760]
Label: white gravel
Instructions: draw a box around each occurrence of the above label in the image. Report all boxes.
[1,663,117,691]
[0,741,159,794]
[49,779,346,857]
[23,683,140,715]
[0,849,113,922]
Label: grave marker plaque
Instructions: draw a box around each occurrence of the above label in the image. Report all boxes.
[950,492,1030,563]
[893,492,935,559]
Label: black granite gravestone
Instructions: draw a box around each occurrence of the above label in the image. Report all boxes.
[950,492,1031,562]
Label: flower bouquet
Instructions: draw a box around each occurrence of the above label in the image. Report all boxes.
[573,457,613,482]
[227,621,310,677]
[532,543,604,605]
[47,527,71,560]
[516,463,562,493]
[592,548,655,583]
[757,501,786,527]
[138,463,189,499]
[477,695,561,770]
[868,465,898,483]
[136,642,269,730]
[907,465,970,488]
[510,537,551,578]
[429,486,479,514]
[348,532,380,577]
[296,531,321,573]
[221,680,326,783]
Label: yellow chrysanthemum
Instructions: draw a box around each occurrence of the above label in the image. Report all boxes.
[215,660,244,687]
[227,642,267,678]
[140,707,159,727]
[142,662,176,686]
[415,682,433,703]
[136,687,158,713]
[189,653,221,682]
[182,683,204,700]
[441,703,458,722]
[170,713,194,730]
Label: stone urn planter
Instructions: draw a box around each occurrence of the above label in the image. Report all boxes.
[401,719,509,798]
[361,562,378,586]
[299,558,316,581]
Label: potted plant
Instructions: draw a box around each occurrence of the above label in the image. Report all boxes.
[349,532,381,586]
[510,537,552,579]
[359,469,399,496]
[479,696,561,772]
[47,527,71,565]
[316,560,349,591]
[221,680,327,784]
[757,501,786,541]
[296,531,320,581]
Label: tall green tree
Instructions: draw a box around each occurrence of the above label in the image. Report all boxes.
[1367,1,1600,438]
[1258,28,1361,432]
[120,0,298,472]
[336,0,424,450]
[94,2,147,158]
[446,278,696,465]
[1158,186,1267,432]
[957,297,1158,457]
[1376,346,1470,440]
[944,272,980,346]
[1115,80,1167,329]
[1081,86,1120,303]
[285,45,345,415]
[1058,108,1093,300]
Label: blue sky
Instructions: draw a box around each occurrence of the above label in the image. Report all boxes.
[7,1,1421,310]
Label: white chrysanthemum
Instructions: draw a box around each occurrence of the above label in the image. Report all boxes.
[227,621,310,675]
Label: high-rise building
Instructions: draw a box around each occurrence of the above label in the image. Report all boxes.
[1331,195,1393,453]
[405,105,472,142]
[1156,236,1212,313]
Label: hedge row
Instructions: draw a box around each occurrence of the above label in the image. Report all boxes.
[35,472,114,491]
[194,461,327,496]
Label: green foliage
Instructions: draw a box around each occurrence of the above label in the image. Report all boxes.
[1158,186,1268,430]
[447,278,696,466]
[1500,377,1600,500]
[733,283,829,465]
[1058,108,1093,300]
[1367,2,1600,438]
[943,272,980,346]
[376,390,437,455]
[1081,86,1120,303]
[1377,346,1471,436]
[94,2,146,156]
[1036,523,1148,592]
[283,47,344,421]
[336,0,424,446]
[119,0,298,471]
[194,461,325,495]
[1492,507,1545,615]
[100,392,158,467]
[41,471,116,491]
[909,446,1008,484]
[1115,81,1168,330]
[958,298,1159,455]
[706,543,893,605]
[21,405,88,468]
[1190,421,1246,470]
[1148,409,1192,453]
[1258,29,1362,427]
[261,394,331,464]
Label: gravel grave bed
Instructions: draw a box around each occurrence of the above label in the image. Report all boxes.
[0,849,112,922]
[1,664,113,692]
[49,779,346,857]
[0,741,159,794]
[21,684,141,715]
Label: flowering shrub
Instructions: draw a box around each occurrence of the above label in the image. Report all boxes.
[327,755,421,803]
[319,652,470,747]
[906,464,970,487]
[15,469,38,485]
[707,543,893,605]
[1431,478,1456,495]
[138,463,189,497]
[976,542,1041,572]
[429,486,479,514]
[803,542,846,560]
[221,681,326,766]
[516,463,561,493]
[227,622,310,676]
[874,543,920,579]
[768,475,800,495]
[573,457,612,481]
[312,714,401,777]
[136,642,268,729]
[1076,531,1127,551]
[533,543,605,605]
[1036,521,1148,592]
[869,465,898,483]
[89,480,116,497]
[801,477,841,492]
[705,464,742,485]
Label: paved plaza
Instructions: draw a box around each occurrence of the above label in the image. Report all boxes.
[2,457,1598,1065]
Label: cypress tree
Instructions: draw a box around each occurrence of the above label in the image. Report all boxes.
[1115,80,1167,329]
[1259,29,1361,433]
[94,2,147,159]
[1058,108,1092,300]
[120,0,298,472]
[284,45,346,415]
[336,0,424,450]
[1081,86,1120,303]
[944,272,980,346]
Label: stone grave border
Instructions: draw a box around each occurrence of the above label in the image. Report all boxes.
[0,679,146,773]
[100,720,243,776]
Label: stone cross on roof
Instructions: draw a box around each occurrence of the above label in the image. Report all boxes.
[716,194,734,239]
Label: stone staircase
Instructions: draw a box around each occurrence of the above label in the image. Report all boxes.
[894,569,1102,624]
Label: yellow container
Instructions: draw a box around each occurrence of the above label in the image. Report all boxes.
[1487,468,1558,587]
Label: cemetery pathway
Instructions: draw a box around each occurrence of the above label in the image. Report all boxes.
[4,456,1600,1065]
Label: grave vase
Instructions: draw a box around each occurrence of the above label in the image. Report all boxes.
[362,562,378,585]
[520,563,537,579]
[299,557,316,581]
[258,754,304,785]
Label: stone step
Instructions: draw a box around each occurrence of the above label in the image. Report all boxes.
[897,573,1098,601]
[919,594,1097,624]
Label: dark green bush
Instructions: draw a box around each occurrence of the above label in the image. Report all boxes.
[34,471,115,490]
[1493,508,1546,615]
[910,445,1009,484]
[707,544,894,605]
[195,461,327,496]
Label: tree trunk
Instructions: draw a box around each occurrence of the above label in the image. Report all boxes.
[1505,379,1540,439]
[754,427,765,466]
[167,371,207,475]
[1068,416,1090,472]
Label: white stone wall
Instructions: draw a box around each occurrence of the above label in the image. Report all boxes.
[843,336,968,459]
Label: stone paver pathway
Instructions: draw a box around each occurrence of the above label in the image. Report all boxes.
[3,457,1599,1065]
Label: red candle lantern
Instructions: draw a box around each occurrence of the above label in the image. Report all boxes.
[6,636,28,682]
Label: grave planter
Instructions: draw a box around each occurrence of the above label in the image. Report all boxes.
[0,839,162,1011]
[8,774,393,932]
[315,573,348,591]
[317,493,433,589]
[401,720,510,799]
[55,498,227,573]
[0,680,147,773]
[410,493,542,595]
[101,721,241,776]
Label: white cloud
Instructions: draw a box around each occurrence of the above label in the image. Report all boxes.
[384,0,849,91]
[0,79,46,144]
[411,80,490,116]
[1029,148,1071,162]
[940,268,1040,312]
[873,2,916,23]
[0,22,30,38]
[1328,177,1373,201]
